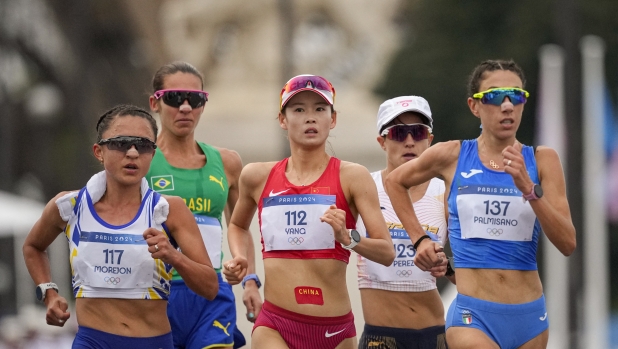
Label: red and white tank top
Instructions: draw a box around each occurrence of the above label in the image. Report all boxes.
[258,157,355,263]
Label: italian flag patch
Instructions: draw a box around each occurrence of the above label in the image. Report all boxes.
[462,313,472,325]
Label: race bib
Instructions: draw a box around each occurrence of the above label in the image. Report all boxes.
[195,214,223,269]
[457,185,537,241]
[75,232,154,289]
[364,227,440,282]
[261,194,336,251]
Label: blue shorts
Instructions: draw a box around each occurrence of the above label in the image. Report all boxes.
[446,293,548,349]
[168,274,245,349]
[359,324,447,349]
[72,326,173,349]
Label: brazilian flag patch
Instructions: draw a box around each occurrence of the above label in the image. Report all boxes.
[151,175,174,192]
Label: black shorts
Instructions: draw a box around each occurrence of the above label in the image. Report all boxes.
[358,324,447,349]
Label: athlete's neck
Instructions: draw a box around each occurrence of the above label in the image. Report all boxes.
[156,131,201,158]
[477,134,517,156]
[99,180,142,207]
[156,133,207,171]
[286,150,330,186]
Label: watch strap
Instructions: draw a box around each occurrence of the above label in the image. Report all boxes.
[242,274,261,289]
[342,230,359,250]
[445,258,455,277]
[37,282,59,302]
[523,185,540,201]
[413,235,431,250]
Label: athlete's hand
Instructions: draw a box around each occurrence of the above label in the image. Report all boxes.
[222,256,248,285]
[242,282,263,323]
[414,239,444,271]
[429,252,448,278]
[45,293,70,327]
[502,141,535,194]
[320,205,350,245]
[143,227,178,265]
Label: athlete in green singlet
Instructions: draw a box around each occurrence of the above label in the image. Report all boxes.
[146,61,261,349]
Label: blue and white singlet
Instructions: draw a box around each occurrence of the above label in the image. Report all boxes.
[448,139,541,270]
[56,171,173,299]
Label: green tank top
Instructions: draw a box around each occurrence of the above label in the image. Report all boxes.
[146,142,228,278]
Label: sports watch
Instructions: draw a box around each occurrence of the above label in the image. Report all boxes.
[36,282,59,302]
[342,229,361,250]
[241,274,262,289]
[445,258,455,277]
[523,184,543,201]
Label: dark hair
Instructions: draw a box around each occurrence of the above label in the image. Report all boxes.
[95,104,158,142]
[467,59,526,97]
[152,61,204,92]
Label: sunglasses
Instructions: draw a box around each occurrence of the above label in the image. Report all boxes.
[280,75,336,109]
[154,89,209,108]
[381,123,432,142]
[98,136,157,154]
[472,88,529,106]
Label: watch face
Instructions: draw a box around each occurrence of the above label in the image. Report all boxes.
[534,184,543,198]
[351,229,361,242]
[36,286,43,301]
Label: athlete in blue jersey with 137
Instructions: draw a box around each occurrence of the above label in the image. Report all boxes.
[385,60,576,349]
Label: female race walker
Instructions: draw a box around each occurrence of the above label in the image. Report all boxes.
[385,60,576,349]
[223,74,395,349]
[357,95,453,349]
[23,104,219,349]
[146,61,258,349]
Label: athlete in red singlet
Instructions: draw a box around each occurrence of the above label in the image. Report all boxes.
[223,75,395,349]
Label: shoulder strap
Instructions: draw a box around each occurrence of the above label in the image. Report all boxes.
[74,187,87,214]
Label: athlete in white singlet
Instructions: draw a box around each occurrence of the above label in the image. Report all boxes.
[357,96,452,349]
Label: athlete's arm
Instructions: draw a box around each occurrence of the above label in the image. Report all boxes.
[224,162,270,285]
[220,148,263,322]
[385,141,460,271]
[162,196,219,300]
[503,144,576,256]
[23,191,72,327]
[334,162,395,266]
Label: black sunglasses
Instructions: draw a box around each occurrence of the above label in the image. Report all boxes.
[154,89,209,108]
[98,136,157,154]
[380,124,432,142]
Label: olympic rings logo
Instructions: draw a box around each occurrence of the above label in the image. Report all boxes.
[396,270,413,277]
[104,277,121,285]
[487,228,503,236]
[288,237,304,245]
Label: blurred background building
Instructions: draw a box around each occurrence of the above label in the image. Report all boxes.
[1,0,617,348]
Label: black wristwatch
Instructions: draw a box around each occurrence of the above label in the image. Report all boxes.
[445,258,455,277]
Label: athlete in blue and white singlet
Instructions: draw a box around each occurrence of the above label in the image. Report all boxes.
[386,61,576,349]
[23,105,218,349]
[59,172,173,300]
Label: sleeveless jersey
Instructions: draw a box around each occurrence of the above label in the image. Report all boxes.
[357,171,447,292]
[56,171,173,299]
[258,157,355,263]
[146,142,228,277]
[448,139,541,270]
